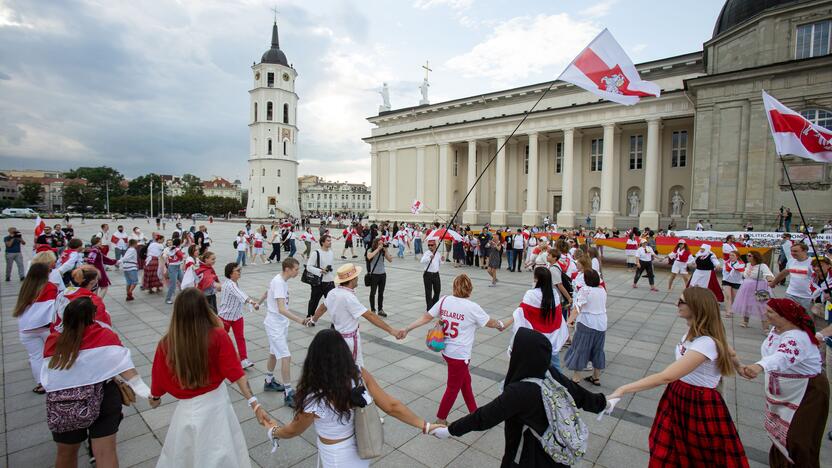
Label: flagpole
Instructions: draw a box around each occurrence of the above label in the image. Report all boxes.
[776,153,832,297]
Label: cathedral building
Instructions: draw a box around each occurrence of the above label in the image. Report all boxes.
[364,0,832,229]
[246,20,300,219]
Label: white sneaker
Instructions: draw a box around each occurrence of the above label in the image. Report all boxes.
[241,359,255,369]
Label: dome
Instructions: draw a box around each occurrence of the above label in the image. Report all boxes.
[260,22,289,66]
[713,0,807,37]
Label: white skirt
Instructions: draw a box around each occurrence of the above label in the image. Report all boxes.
[157,384,251,468]
[316,435,369,468]
[671,260,689,275]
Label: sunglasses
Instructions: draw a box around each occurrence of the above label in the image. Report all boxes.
[677,298,687,307]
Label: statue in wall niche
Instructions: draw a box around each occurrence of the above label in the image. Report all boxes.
[671,190,685,217]
[591,191,600,213]
[378,83,391,112]
[628,191,640,217]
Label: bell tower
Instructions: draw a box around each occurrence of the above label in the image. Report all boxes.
[246,19,300,219]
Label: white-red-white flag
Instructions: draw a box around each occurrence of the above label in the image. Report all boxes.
[411,199,423,215]
[426,227,463,243]
[762,90,832,163]
[559,29,660,106]
[33,215,45,238]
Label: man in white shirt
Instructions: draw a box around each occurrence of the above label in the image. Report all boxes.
[421,239,443,310]
[111,225,129,262]
[308,263,404,366]
[695,220,704,231]
[770,242,815,312]
[263,257,306,407]
[511,228,526,273]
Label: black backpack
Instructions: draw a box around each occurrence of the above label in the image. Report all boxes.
[554,263,573,296]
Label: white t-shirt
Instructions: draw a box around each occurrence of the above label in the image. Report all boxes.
[512,235,525,250]
[427,296,490,361]
[146,242,164,258]
[636,246,654,262]
[591,257,601,273]
[266,274,290,326]
[675,334,720,388]
[574,286,607,331]
[236,236,248,251]
[324,286,367,334]
[785,257,813,299]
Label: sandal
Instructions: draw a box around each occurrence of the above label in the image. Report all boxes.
[739,321,749,328]
[33,384,46,394]
[584,376,601,386]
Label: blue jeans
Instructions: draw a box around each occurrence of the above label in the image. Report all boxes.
[785,220,792,232]
[414,238,423,255]
[236,250,246,266]
[507,250,516,270]
[551,351,561,371]
[166,264,183,301]
[289,240,297,257]
[397,243,404,258]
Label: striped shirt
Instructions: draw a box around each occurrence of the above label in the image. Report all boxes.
[120,248,139,271]
[218,279,250,321]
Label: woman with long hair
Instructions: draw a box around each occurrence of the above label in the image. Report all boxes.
[666,241,692,291]
[733,250,774,330]
[721,251,745,318]
[565,269,607,386]
[306,234,335,317]
[739,298,829,468]
[195,250,221,311]
[264,329,440,468]
[43,297,148,468]
[609,287,748,467]
[14,263,58,394]
[142,234,165,293]
[502,267,569,370]
[54,265,113,329]
[31,249,65,289]
[150,288,270,468]
[487,237,502,287]
[403,274,506,424]
[366,236,392,317]
[85,236,118,298]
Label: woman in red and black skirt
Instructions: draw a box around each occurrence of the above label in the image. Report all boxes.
[142,234,165,293]
[609,286,748,467]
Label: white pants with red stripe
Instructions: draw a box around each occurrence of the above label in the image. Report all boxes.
[20,327,50,383]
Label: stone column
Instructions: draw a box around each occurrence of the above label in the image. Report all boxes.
[557,128,577,227]
[522,132,541,225]
[370,150,378,215]
[491,136,508,225]
[596,124,617,228]
[416,145,425,205]
[438,143,450,214]
[388,148,397,214]
[639,118,662,229]
[462,140,478,224]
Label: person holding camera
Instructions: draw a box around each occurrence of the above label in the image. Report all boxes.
[306,234,335,317]
[5,227,26,282]
[366,237,393,317]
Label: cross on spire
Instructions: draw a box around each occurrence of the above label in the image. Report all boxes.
[271,5,278,23]
[422,60,432,81]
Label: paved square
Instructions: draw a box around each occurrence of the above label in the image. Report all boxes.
[1,218,830,467]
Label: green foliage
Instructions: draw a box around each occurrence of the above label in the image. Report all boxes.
[126,174,163,196]
[19,182,43,205]
[181,173,203,196]
[62,182,96,210]
[64,166,125,208]
[108,194,242,216]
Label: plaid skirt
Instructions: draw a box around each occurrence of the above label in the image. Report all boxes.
[649,380,749,468]
[142,256,163,289]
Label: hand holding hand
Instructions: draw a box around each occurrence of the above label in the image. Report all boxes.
[255,406,273,427]
[253,303,260,311]
[395,329,407,340]
[148,397,161,409]
[430,426,451,439]
[741,364,762,380]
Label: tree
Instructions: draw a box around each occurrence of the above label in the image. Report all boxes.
[19,182,43,205]
[181,173,203,196]
[127,174,163,196]
[65,166,125,208]
[62,182,95,211]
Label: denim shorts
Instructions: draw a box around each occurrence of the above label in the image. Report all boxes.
[124,270,139,286]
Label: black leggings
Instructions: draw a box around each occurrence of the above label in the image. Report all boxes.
[268,242,281,262]
[634,261,655,286]
[423,272,441,310]
[307,281,334,317]
[369,273,386,312]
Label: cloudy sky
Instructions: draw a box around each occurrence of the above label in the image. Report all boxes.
[0,0,725,186]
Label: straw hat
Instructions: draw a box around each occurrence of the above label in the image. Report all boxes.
[334,263,363,284]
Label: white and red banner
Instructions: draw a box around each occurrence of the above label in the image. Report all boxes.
[510,289,568,354]
[426,227,464,243]
[19,282,58,331]
[41,322,135,392]
[411,199,423,215]
[763,90,832,163]
[33,215,45,240]
[560,29,660,106]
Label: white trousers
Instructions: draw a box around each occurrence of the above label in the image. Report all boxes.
[20,327,50,383]
[316,435,369,468]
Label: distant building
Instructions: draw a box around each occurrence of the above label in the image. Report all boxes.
[1,169,63,179]
[0,173,19,203]
[159,175,186,197]
[6,175,87,211]
[299,175,371,215]
[203,176,242,201]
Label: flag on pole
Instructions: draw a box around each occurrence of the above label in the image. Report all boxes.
[426,227,463,243]
[762,90,832,163]
[559,29,660,106]
[33,215,45,239]
[411,199,423,215]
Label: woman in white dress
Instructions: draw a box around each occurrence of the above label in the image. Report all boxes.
[667,241,692,291]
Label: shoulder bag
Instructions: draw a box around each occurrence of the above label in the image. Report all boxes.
[353,370,384,459]
[301,251,322,287]
[46,382,105,433]
[364,250,383,287]
[425,296,448,352]
[754,264,770,302]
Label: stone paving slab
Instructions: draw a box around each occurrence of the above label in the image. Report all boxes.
[1,218,830,467]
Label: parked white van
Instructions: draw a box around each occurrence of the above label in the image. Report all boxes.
[1,208,38,217]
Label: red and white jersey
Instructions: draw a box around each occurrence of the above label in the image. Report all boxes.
[253,233,264,248]
[299,231,317,243]
[671,248,692,264]
[58,249,84,270]
[557,256,579,279]
[510,288,568,354]
[53,287,112,331]
[722,242,738,261]
[41,322,135,392]
[342,229,358,242]
[166,247,185,266]
[111,231,129,250]
[19,282,58,332]
[724,260,746,284]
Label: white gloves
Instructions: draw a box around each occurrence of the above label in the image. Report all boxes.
[127,375,151,399]
[430,427,451,439]
[597,397,620,421]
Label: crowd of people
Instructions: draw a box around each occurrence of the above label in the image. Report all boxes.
[4,214,832,468]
